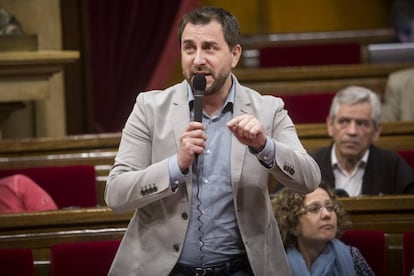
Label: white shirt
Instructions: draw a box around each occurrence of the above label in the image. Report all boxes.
[331,145,369,197]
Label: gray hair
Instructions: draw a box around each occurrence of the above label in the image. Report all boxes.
[329,86,382,127]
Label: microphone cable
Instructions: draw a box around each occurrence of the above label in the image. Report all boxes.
[192,73,207,265]
[194,157,206,264]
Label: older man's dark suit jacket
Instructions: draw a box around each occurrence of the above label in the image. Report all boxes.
[311,144,414,195]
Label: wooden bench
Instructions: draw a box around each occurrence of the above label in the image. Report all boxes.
[234,63,414,95]
[0,133,121,207]
[240,28,396,67]
[0,121,412,205]
[338,195,414,276]
[0,207,131,276]
[0,195,412,275]
[241,29,395,50]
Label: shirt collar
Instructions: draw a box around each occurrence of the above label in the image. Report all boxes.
[330,144,369,169]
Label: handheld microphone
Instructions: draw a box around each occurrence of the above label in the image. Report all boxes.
[192,74,207,261]
[192,74,206,123]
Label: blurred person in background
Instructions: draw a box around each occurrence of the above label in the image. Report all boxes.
[382,0,414,122]
[273,183,374,276]
[0,174,57,213]
[311,86,414,196]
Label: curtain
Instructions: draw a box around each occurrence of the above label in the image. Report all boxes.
[146,0,200,90]
[89,0,198,133]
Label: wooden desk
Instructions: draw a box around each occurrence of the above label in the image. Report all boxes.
[0,121,412,205]
[339,195,414,276]
[0,50,79,138]
[0,207,131,276]
[0,121,411,156]
[0,195,412,275]
[0,132,120,206]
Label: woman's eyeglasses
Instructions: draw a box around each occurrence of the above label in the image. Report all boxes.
[302,201,337,215]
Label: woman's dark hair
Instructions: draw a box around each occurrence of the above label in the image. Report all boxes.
[272,182,350,248]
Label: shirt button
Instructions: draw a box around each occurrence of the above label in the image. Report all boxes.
[173,244,180,252]
[263,156,268,160]
[174,180,180,185]
[181,212,188,220]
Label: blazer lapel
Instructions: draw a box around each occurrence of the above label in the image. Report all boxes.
[171,81,190,148]
[170,81,193,200]
[231,81,253,193]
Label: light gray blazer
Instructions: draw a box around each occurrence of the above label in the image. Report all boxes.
[105,76,321,276]
[382,67,414,121]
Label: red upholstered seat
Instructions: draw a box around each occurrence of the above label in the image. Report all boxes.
[340,229,387,276]
[403,230,414,276]
[398,150,414,170]
[0,247,35,276]
[259,42,361,67]
[0,165,97,209]
[50,240,120,276]
[279,92,334,124]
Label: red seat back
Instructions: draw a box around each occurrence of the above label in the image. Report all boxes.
[0,248,35,276]
[0,165,97,209]
[340,229,387,276]
[398,150,414,170]
[403,230,414,276]
[279,92,334,124]
[50,240,120,276]
[259,43,361,67]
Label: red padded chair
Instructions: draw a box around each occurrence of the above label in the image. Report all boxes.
[403,230,414,276]
[0,247,35,276]
[398,150,414,170]
[259,42,361,67]
[50,240,120,276]
[278,92,335,124]
[340,229,387,276]
[0,165,97,209]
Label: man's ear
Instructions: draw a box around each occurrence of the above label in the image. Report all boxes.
[372,123,382,143]
[231,44,242,68]
[326,116,334,137]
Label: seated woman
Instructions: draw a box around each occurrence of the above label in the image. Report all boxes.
[0,174,57,213]
[273,183,374,276]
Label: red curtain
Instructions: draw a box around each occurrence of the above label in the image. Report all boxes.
[89,0,198,133]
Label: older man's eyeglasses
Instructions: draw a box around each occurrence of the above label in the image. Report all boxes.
[302,201,337,215]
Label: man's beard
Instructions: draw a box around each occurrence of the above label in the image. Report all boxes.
[204,74,227,96]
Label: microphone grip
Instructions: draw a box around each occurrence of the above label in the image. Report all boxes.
[194,93,203,123]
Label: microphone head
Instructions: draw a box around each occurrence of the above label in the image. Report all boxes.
[193,74,206,91]
[334,189,350,197]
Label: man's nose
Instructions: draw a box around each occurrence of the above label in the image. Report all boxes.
[194,50,206,65]
[320,207,331,218]
[346,120,358,134]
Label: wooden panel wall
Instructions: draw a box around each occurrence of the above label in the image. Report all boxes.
[201,0,392,34]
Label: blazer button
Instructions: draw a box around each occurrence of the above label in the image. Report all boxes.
[173,244,180,252]
[181,212,188,220]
